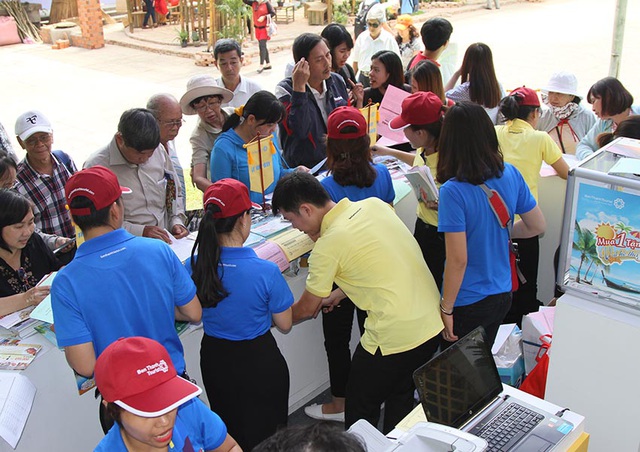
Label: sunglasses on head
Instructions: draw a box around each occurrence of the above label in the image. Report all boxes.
[367,21,380,28]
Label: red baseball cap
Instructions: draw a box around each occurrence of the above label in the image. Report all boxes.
[65,166,131,216]
[94,337,202,418]
[327,106,368,140]
[389,92,445,130]
[510,86,540,107]
[203,178,261,218]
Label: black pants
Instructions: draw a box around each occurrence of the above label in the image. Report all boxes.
[441,292,512,351]
[413,219,446,291]
[322,295,366,398]
[258,39,270,65]
[503,236,541,326]
[345,336,440,433]
[200,331,288,451]
[143,0,156,26]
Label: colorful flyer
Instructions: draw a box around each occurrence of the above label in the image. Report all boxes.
[244,135,275,195]
[569,183,640,296]
[359,102,378,144]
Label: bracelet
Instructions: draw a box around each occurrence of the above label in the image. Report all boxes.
[439,299,454,316]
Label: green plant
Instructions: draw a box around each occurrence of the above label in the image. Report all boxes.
[174,28,189,44]
[217,0,249,42]
[191,30,200,41]
[334,10,348,24]
[333,0,350,23]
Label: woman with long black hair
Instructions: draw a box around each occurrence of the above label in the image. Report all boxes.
[436,102,545,347]
[187,178,293,450]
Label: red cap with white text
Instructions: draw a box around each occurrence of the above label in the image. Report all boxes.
[94,337,202,418]
[65,166,131,216]
[327,106,368,140]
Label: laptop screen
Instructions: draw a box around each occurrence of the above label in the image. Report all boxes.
[413,327,503,428]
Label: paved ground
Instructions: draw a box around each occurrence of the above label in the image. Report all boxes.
[1,0,638,184]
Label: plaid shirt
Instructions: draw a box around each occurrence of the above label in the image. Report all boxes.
[15,153,76,238]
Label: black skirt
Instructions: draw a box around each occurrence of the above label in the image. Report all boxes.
[200,330,290,451]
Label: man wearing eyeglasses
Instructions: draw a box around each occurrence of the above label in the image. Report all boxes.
[147,93,187,210]
[84,108,189,243]
[180,75,235,192]
[352,4,399,88]
[14,111,77,250]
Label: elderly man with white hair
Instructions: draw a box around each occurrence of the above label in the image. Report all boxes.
[351,3,400,88]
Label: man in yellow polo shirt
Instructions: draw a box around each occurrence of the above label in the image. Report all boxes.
[272,172,443,433]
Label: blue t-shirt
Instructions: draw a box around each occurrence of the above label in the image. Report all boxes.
[51,229,197,374]
[211,128,290,204]
[94,398,227,451]
[185,247,293,340]
[321,163,395,203]
[438,164,536,307]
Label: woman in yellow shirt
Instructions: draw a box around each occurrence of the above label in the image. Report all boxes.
[496,87,569,325]
[373,92,447,289]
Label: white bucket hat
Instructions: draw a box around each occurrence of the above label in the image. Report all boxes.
[15,110,53,141]
[541,71,580,98]
[180,75,234,115]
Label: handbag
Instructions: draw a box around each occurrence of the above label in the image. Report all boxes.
[267,15,277,37]
[519,334,551,398]
[480,183,526,292]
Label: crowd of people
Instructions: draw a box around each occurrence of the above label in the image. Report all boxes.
[1,10,640,451]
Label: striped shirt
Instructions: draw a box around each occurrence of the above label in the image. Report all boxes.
[16,153,76,238]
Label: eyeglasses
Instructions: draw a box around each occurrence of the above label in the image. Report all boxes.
[24,133,52,146]
[194,99,222,113]
[160,118,185,127]
[367,21,380,28]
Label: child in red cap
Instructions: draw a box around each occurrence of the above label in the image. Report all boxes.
[94,336,240,451]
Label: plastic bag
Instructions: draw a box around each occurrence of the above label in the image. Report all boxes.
[492,324,522,368]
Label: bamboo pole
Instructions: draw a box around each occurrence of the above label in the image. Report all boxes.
[609,0,628,78]
[0,0,41,42]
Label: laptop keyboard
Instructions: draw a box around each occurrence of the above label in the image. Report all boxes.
[476,403,545,451]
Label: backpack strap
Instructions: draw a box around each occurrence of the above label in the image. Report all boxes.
[52,150,75,175]
[479,183,526,284]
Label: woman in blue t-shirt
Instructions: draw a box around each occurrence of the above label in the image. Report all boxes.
[436,102,545,348]
[304,107,393,423]
[211,91,302,204]
[186,178,293,451]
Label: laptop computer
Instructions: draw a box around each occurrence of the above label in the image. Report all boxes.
[413,327,573,452]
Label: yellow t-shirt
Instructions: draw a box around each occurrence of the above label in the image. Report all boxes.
[414,150,439,227]
[306,198,443,355]
[496,119,562,201]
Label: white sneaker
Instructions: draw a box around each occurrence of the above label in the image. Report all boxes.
[303,403,345,422]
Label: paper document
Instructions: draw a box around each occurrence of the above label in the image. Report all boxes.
[243,232,265,248]
[0,373,36,449]
[269,229,314,261]
[395,404,427,432]
[29,272,57,324]
[309,158,327,176]
[404,166,439,202]
[377,85,410,144]
[167,231,196,263]
[0,308,35,330]
[253,241,290,272]
[392,179,412,205]
[608,157,640,176]
[251,216,291,239]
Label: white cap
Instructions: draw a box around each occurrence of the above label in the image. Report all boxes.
[15,110,53,141]
[367,3,386,23]
[542,71,580,97]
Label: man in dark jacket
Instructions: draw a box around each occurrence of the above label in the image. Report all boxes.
[275,33,349,168]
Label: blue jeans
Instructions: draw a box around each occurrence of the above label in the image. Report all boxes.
[143,0,156,26]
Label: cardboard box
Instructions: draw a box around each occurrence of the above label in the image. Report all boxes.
[492,324,525,387]
[497,355,525,387]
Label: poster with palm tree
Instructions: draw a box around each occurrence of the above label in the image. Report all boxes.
[565,182,640,304]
